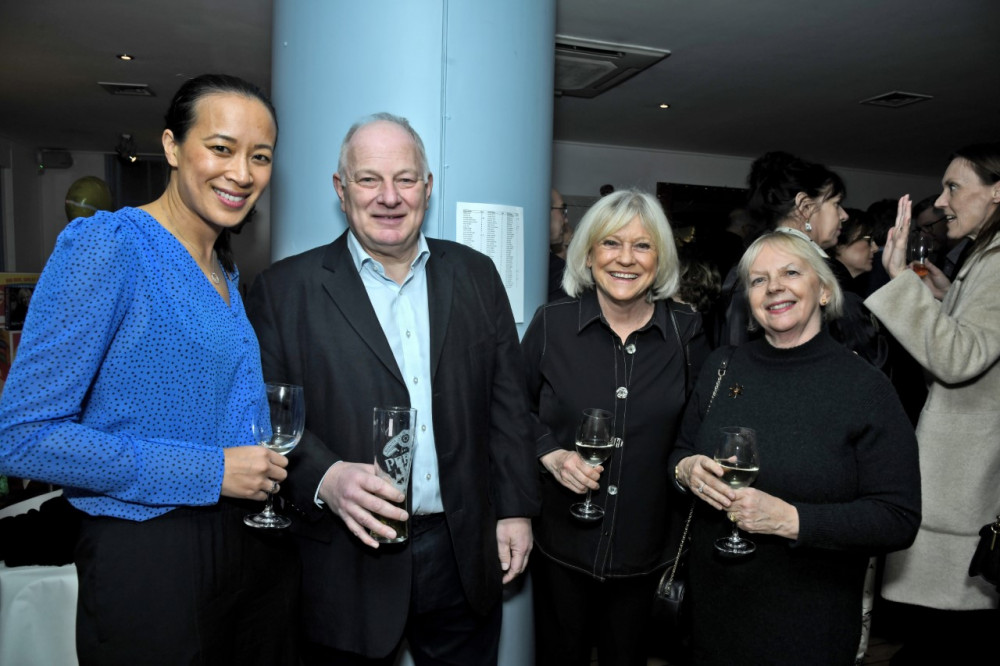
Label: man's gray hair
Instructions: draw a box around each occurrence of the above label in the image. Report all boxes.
[337,112,430,181]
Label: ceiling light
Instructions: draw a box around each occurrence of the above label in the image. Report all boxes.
[659,103,670,109]
[116,54,134,61]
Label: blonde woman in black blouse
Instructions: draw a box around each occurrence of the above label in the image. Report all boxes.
[523,189,707,666]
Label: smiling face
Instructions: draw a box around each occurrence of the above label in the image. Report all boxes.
[587,216,658,311]
[808,191,848,249]
[935,158,1000,240]
[163,92,276,231]
[333,120,432,264]
[748,242,831,348]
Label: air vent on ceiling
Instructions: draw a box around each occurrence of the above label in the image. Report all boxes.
[859,90,932,108]
[555,35,669,99]
[98,82,155,97]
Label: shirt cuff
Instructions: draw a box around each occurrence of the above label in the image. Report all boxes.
[314,460,343,508]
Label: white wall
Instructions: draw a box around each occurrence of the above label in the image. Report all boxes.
[552,140,943,212]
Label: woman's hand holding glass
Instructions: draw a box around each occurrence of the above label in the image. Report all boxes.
[725,488,800,541]
[884,194,953,298]
[540,448,603,494]
[221,446,288,501]
[676,454,799,541]
[676,454,736,510]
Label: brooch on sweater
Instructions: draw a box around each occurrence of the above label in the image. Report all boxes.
[729,383,744,398]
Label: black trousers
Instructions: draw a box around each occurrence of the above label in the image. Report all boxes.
[75,499,299,666]
[303,513,502,666]
[532,554,658,666]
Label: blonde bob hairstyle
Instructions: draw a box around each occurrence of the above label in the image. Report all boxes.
[738,231,844,329]
[562,188,680,301]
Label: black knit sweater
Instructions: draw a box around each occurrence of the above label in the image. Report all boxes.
[669,331,921,665]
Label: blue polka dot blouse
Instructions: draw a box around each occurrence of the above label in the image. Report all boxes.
[0,207,268,521]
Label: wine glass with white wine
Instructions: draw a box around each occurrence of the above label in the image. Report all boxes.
[244,382,305,529]
[569,408,614,521]
[714,426,760,557]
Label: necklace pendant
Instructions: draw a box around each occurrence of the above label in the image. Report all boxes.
[210,271,221,284]
[729,383,744,398]
[616,386,629,399]
[625,343,636,355]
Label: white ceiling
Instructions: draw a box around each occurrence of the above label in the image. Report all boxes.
[1,0,996,178]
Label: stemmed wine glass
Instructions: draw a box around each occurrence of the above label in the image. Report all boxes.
[244,382,305,529]
[569,408,614,521]
[713,426,760,557]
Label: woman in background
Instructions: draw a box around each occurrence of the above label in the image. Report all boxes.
[0,74,296,665]
[833,208,878,295]
[866,143,1000,664]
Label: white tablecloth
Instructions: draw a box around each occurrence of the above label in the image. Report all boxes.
[0,489,78,666]
[0,562,79,666]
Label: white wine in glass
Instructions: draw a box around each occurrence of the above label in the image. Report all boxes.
[244,383,305,529]
[570,408,614,521]
[713,426,759,557]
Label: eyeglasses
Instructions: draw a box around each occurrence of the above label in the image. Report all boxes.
[551,205,568,215]
[347,174,423,191]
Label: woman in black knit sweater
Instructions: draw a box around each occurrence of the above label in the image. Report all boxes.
[670,232,921,665]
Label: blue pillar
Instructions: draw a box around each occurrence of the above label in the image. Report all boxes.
[271,0,554,333]
[270,2,554,664]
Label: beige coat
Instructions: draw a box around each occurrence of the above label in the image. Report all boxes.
[866,236,1000,610]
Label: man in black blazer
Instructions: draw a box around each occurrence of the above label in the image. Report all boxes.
[246,113,539,665]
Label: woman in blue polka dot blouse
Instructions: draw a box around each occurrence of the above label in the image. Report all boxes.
[0,74,298,664]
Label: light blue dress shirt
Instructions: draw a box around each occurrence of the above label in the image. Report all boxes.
[346,232,443,514]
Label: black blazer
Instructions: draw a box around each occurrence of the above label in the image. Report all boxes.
[246,231,540,657]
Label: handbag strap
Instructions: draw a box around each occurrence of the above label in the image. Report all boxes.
[661,349,734,590]
[668,303,691,398]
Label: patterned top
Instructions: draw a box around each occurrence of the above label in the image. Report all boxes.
[0,207,267,521]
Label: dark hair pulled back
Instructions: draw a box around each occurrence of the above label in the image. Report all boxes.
[164,74,278,273]
[952,143,1000,259]
[747,151,846,228]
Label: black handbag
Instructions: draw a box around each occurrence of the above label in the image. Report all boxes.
[654,501,694,628]
[968,514,1000,589]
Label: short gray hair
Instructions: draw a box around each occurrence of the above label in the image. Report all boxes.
[562,188,680,301]
[337,112,430,181]
[737,231,844,327]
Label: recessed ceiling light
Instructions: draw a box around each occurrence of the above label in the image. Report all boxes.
[659,103,670,109]
[116,54,135,61]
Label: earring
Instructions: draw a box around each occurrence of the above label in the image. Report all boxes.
[820,296,829,306]
[804,222,813,232]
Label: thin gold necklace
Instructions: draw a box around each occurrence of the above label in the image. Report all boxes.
[160,211,222,284]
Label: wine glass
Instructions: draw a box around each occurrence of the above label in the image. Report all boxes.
[907,230,933,278]
[713,426,760,557]
[569,408,614,521]
[244,382,305,529]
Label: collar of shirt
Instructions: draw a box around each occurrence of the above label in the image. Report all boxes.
[345,229,442,514]
[774,226,830,258]
[576,289,669,339]
[346,231,430,282]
